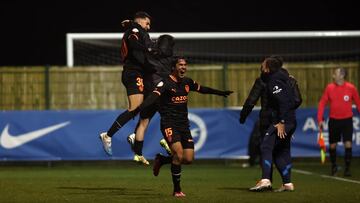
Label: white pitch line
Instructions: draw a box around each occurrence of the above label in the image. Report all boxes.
[292,169,314,175]
[320,175,360,184]
[293,169,360,184]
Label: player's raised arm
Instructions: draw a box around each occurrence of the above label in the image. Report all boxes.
[193,81,233,97]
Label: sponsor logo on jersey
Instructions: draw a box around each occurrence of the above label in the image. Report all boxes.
[171,96,188,103]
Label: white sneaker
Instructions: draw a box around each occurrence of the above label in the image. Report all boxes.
[249,179,272,192]
[274,183,294,192]
[99,132,112,156]
[160,139,172,155]
[127,133,135,151]
[133,154,149,165]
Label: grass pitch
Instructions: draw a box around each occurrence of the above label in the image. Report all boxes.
[0,159,359,202]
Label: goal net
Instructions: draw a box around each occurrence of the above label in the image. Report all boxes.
[67,31,360,67]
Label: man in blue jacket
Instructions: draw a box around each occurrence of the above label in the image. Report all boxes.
[249,57,297,192]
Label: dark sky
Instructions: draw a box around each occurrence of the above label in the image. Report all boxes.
[1,1,359,66]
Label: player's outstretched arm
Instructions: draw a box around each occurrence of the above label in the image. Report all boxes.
[197,86,233,97]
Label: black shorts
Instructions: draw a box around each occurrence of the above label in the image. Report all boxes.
[121,68,144,96]
[160,125,194,149]
[328,117,353,144]
[139,97,159,119]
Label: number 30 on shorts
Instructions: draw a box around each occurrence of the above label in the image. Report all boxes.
[136,77,144,92]
[164,128,173,142]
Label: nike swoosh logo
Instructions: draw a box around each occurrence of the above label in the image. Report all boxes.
[0,121,70,149]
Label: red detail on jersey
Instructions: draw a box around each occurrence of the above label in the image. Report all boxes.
[318,82,360,122]
[120,38,128,62]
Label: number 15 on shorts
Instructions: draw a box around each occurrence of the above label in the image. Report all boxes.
[165,128,173,142]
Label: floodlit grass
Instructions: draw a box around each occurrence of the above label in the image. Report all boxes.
[0,159,359,202]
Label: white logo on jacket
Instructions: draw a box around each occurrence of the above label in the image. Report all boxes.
[272,85,282,94]
[156,81,164,87]
[131,28,139,33]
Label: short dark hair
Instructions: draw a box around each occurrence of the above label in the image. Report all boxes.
[336,67,347,78]
[134,11,151,20]
[270,55,284,67]
[172,56,187,69]
[266,57,282,72]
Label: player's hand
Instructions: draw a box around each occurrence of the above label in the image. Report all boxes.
[275,122,286,139]
[220,90,234,97]
[239,116,246,124]
[239,110,247,124]
[318,121,324,131]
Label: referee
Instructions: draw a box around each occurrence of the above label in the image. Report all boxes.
[317,67,360,176]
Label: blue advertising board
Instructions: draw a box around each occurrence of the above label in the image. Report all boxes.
[0,108,359,160]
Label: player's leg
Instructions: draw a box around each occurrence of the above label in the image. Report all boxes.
[99,97,142,156]
[132,101,158,165]
[107,93,143,136]
[181,129,194,165]
[155,126,185,197]
[99,70,144,156]
[273,123,296,192]
[129,75,159,164]
[342,118,353,176]
[273,146,294,192]
[328,118,341,175]
[153,125,175,177]
[250,126,276,191]
[259,124,273,182]
[127,94,144,111]
[170,142,186,197]
[132,117,150,165]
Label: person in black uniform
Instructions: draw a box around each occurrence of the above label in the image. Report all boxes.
[127,34,176,164]
[99,11,154,156]
[138,56,233,197]
[249,57,297,192]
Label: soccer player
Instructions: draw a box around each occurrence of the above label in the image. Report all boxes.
[98,55,231,196]
[138,56,233,197]
[116,19,174,164]
[127,34,176,164]
[249,57,297,192]
[99,11,154,158]
[317,67,360,176]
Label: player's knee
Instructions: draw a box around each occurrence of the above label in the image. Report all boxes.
[128,105,140,111]
[128,96,143,111]
[174,153,184,163]
[183,157,193,165]
[139,118,150,127]
[260,143,271,153]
